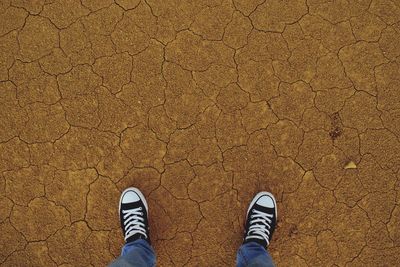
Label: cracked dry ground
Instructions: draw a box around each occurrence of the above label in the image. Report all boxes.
[1,0,400,266]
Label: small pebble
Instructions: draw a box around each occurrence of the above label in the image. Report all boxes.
[344,161,357,169]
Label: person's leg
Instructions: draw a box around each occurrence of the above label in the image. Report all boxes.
[109,239,156,267]
[237,192,277,267]
[236,242,274,267]
[109,188,156,267]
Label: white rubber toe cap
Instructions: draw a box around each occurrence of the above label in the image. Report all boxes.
[256,195,275,208]
[121,191,140,204]
[119,187,149,212]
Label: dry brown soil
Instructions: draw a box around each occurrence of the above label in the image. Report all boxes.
[1,0,400,266]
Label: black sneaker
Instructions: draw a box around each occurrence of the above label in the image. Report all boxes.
[243,192,277,247]
[119,187,150,244]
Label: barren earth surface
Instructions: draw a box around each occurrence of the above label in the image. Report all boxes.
[1,0,400,266]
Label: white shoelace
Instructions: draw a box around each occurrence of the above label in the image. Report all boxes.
[245,209,273,245]
[123,207,147,240]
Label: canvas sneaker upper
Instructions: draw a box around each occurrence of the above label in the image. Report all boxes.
[119,187,150,244]
[243,192,277,248]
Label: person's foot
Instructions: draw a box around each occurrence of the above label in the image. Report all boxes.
[119,187,150,244]
[243,192,277,247]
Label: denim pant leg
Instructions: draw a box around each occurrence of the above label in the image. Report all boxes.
[236,242,275,267]
[109,239,156,267]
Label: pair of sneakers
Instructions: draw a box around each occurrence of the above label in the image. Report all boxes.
[119,188,277,248]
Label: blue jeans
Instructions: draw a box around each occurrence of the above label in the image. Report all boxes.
[109,240,274,267]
